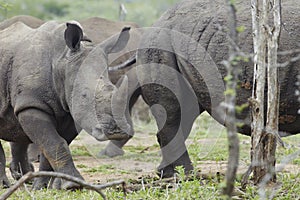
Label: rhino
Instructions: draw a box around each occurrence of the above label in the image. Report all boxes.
[0,16,143,186]
[104,0,300,178]
[0,15,44,30]
[0,20,134,189]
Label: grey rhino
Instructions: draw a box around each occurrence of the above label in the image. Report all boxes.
[0,16,143,185]
[106,0,300,177]
[0,20,133,189]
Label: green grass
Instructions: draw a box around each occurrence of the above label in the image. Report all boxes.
[71,145,91,157]
[0,114,299,199]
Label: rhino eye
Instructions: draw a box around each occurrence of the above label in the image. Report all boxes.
[81,88,90,98]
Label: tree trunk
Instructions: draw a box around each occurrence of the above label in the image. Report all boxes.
[250,0,281,185]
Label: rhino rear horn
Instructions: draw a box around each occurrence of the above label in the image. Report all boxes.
[104,27,131,54]
[64,22,83,51]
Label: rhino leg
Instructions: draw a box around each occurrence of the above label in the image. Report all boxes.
[0,142,10,188]
[18,109,83,190]
[153,105,200,178]
[9,142,34,180]
[31,153,53,189]
[142,82,202,178]
[28,144,40,163]
[98,139,129,157]
[33,118,78,190]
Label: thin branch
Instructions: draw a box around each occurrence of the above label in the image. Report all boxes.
[277,48,300,56]
[277,54,300,68]
[222,0,240,197]
[0,171,126,200]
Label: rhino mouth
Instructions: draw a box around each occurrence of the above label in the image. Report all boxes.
[91,123,132,141]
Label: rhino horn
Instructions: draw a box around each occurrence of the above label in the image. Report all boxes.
[111,75,133,136]
[103,27,131,55]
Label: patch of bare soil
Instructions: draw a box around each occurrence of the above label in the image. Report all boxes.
[70,131,159,184]
[69,132,300,185]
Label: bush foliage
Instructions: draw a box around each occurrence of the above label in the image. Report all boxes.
[0,0,180,26]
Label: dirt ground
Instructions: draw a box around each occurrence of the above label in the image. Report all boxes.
[68,130,300,184]
[4,114,300,187]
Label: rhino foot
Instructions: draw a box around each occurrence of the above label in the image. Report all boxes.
[157,163,194,178]
[32,176,52,190]
[51,178,61,189]
[98,146,125,158]
[9,161,34,180]
[61,180,82,190]
[33,176,83,190]
[0,174,10,188]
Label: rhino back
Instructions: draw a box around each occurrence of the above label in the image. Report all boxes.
[79,17,139,44]
[0,15,44,31]
[0,21,67,125]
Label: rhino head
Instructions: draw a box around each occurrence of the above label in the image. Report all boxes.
[54,21,133,141]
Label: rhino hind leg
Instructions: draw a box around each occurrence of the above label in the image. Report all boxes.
[9,142,34,181]
[0,142,10,188]
[154,107,198,178]
[141,81,201,178]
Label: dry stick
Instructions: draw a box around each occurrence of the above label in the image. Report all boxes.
[0,171,126,200]
[277,48,300,56]
[222,0,240,197]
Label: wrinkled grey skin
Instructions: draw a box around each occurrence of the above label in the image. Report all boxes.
[109,0,300,177]
[0,16,142,186]
[0,21,132,189]
[2,16,141,160]
[0,15,44,187]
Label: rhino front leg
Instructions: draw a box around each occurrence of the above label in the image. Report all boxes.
[98,139,130,157]
[18,109,83,190]
[9,142,34,180]
[0,142,10,188]
[33,121,79,190]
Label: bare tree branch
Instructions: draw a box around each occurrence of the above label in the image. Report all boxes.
[277,54,300,68]
[0,171,126,200]
[222,0,240,197]
[277,48,300,55]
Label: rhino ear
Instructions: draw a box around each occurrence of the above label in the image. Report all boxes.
[104,27,131,54]
[64,22,83,51]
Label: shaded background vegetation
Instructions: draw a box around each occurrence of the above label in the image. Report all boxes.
[0,0,181,26]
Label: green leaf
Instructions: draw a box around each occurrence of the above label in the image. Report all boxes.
[236,25,246,33]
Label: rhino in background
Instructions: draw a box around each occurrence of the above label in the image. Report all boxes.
[0,15,44,30]
[0,20,134,189]
[105,0,300,178]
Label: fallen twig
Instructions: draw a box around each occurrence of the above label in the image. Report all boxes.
[0,171,126,200]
